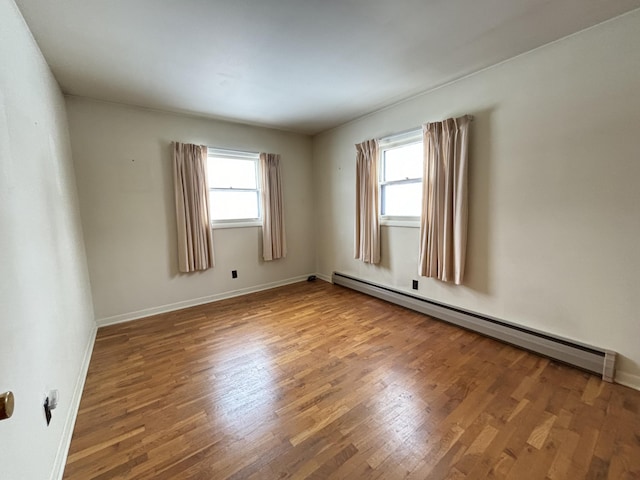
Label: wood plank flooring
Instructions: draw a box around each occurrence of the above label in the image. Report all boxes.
[64,281,640,479]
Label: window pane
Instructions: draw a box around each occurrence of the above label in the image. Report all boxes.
[383,142,423,182]
[382,182,422,217]
[210,191,259,220]
[208,157,257,189]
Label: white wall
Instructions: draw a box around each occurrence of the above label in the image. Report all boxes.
[0,1,96,479]
[66,98,315,324]
[313,11,640,388]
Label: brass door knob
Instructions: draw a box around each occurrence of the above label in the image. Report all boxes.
[0,391,14,420]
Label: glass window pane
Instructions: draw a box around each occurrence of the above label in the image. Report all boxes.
[210,191,259,220]
[208,157,257,189]
[382,182,422,217]
[383,142,423,182]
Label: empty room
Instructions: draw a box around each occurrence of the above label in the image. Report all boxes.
[1,0,640,478]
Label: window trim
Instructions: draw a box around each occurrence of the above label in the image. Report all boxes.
[378,129,423,227]
[206,147,261,228]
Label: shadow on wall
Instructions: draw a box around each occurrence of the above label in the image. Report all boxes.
[162,141,181,277]
[464,107,495,295]
[257,227,264,264]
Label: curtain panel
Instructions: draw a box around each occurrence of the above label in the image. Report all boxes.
[260,153,287,261]
[419,115,471,284]
[354,139,380,264]
[172,142,215,272]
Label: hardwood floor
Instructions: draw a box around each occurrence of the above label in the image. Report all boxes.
[64,281,640,479]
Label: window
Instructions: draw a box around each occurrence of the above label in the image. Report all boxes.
[207,148,260,227]
[379,130,423,224]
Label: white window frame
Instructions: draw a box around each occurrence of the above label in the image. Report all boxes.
[207,147,261,229]
[378,129,423,228]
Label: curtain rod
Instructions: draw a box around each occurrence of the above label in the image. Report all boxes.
[206,146,261,156]
[372,114,475,145]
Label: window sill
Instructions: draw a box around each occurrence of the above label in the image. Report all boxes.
[380,218,420,228]
[212,220,262,229]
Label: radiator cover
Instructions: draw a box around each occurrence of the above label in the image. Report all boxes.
[332,272,616,382]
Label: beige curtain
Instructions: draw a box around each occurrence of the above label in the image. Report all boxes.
[172,142,215,272]
[419,115,471,284]
[354,139,380,264]
[260,153,287,261]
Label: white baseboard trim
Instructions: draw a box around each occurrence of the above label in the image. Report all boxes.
[315,273,332,283]
[615,371,640,391]
[97,274,314,327]
[51,323,97,480]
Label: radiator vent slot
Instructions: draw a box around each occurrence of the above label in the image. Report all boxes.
[332,272,616,382]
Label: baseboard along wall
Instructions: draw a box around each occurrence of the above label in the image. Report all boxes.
[96,274,319,327]
[51,325,97,480]
[332,272,618,383]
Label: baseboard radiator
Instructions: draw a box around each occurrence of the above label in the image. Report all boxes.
[332,272,616,382]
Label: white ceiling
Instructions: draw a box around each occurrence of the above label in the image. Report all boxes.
[15,0,640,134]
